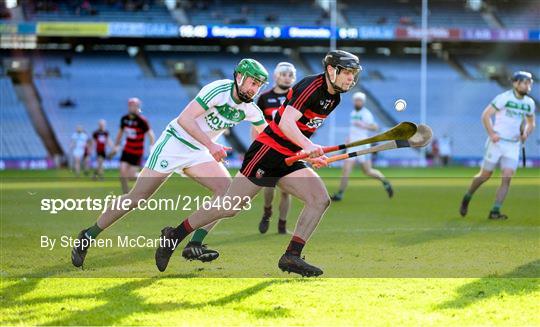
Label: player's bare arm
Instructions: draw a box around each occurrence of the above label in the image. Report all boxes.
[279,105,324,158]
[251,122,267,139]
[178,97,230,162]
[146,129,155,146]
[481,105,499,142]
[521,114,535,141]
[113,127,124,152]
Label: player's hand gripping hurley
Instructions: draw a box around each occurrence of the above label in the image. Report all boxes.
[284,121,418,166]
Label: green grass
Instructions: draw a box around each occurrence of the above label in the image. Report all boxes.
[1,167,539,325]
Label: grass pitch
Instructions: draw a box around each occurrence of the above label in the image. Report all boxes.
[1,167,539,325]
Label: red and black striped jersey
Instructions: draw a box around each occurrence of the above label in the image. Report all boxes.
[120,114,150,156]
[256,88,290,123]
[256,73,340,155]
[92,129,109,153]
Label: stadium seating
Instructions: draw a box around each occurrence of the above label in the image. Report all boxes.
[495,1,540,28]
[342,0,487,28]
[2,49,537,162]
[24,1,175,23]
[0,77,48,159]
[186,0,329,26]
[32,52,190,157]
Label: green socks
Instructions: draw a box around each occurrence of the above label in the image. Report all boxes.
[492,203,502,213]
[464,193,472,202]
[190,228,208,245]
[85,223,103,239]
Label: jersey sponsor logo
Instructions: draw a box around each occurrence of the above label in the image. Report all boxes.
[123,119,139,127]
[124,127,138,139]
[504,100,531,112]
[306,117,325,128]
[205,112,236,130]
[205,104,247,130]
[216,104,246,122]
[320,99,335,110]
[268,98,278,103]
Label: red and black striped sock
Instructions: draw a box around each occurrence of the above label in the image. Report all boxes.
[174,219,194,242]
[286,236,305,256]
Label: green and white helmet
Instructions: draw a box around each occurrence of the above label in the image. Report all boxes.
[234,58,269,102]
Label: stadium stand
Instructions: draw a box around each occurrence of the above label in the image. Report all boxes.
[2,47,537,162]
[0,77,48,159]
[184,0,329,26]
[342,0,488,28]
[23,0,175,23]
[494,0,540,28]
[31,52,190,157]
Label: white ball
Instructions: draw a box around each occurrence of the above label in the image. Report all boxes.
[394,99,407,112]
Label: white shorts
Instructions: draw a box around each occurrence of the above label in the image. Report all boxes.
[145,129,215,174]
[72,148,85,160]
[348,144,371,164]
[482,138,520,171]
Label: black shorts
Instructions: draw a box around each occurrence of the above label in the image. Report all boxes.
[96,150,107,159]
[120,151,142,166]
[240,141,307,187]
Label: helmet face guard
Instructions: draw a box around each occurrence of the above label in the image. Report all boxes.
[327,65,361,93]
[511,71,533,96]
[274,62,297,89]
[234,58,269,103]
[323,50,362,93]
[233,73,266,103]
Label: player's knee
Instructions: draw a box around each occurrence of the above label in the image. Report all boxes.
[306,194,331,210]
[221,207,240,219]
[501,169,514,181]
[360,165,369,174]
[477,169,493,180]
[210,179,231,196]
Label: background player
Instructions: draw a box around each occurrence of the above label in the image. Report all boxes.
[256,62,296,234]
[91,119,113,180]
[155,50,361,277]
[331,91,393,201]
[71,59,269,268]
[460,71,535,220]
[70,125,90,177]
[112,98,155,193]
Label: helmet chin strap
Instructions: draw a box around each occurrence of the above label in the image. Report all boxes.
[328,67,349,93]
[233,73,254,103]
